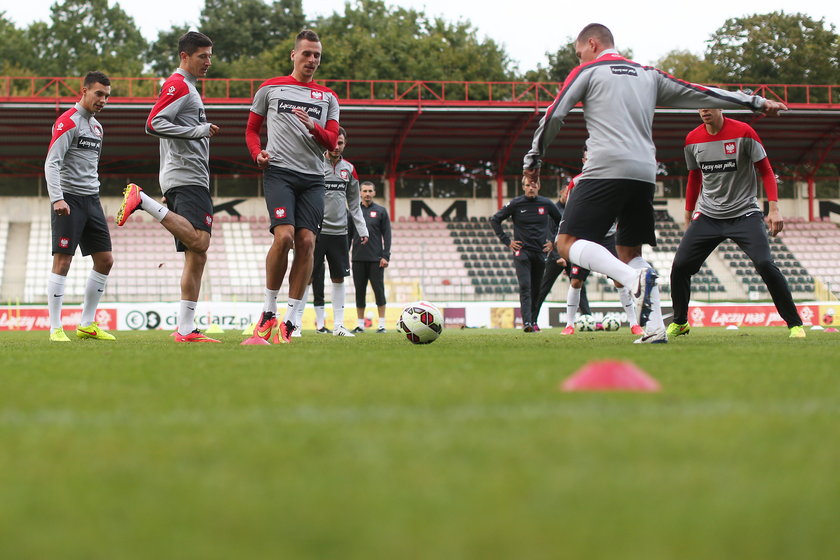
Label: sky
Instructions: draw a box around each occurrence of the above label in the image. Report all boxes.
[4,0,840,72]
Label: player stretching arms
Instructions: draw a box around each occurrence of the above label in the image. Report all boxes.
[244,29,340,344]
[668,108,805,339]
[45,71,115,342]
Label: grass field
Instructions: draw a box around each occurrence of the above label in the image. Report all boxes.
[1,326,838,559]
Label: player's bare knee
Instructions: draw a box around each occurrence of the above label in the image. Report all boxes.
[92,252,114,273]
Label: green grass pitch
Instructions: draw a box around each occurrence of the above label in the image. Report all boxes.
[1,327,838,559]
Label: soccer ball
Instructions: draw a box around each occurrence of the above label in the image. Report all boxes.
[603,316,621,332]
[574,314,595,332]
[396,301,444,344]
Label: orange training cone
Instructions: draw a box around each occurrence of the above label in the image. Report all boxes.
[561,360,661,392]
[240,336,270,346]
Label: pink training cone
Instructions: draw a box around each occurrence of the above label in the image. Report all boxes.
[561,360,661,392]
[240,336,271,346]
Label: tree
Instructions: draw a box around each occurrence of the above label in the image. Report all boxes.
[26,0,148,76]
[705,11,840,84]
[226,0,514,86]
[147,0,305,78]
[654,50,715,84]
[0,12,36,74]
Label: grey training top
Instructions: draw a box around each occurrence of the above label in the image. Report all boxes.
[322,156,368,237]
[44,103,103,202]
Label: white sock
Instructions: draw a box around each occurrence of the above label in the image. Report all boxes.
[569,240,637,288]
[178,300,197,335]
[358,317,366,329]
[627,257,664,332]
[80,270,108,327]
[619,286,638,326]
[140,191,169,222]
[284,298,302,324]
[295,285,309,328]
[47,272,66,330]
[566,286,581,327]
[332,282,345,329]
[263,288,279,315]
[315,306,326,329]
[378,317,385,329]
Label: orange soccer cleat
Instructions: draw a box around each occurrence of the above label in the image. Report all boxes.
[271,320,293,344]
[561,325,575,335]
[630,325,646,336]
[174,329,221,343]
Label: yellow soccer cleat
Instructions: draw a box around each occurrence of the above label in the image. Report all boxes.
[50,328,71,342]
[788,326,806,339]
[76,322,116,341]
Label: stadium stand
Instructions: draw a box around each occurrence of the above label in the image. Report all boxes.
[779,218,840,298]
[0,217,7,292]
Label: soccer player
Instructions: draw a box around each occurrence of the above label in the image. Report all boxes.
[350,181,391,333]
[522,23,788,343]
[44,71,116,342]
[490,179,562,332]
[309,127,368,337]
[117,31,221,343]
[537,146,643,335]
[668,108,805,339]
[245,29,341,344]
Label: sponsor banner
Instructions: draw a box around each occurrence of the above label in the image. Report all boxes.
[120,302,259,331]
[687,304,820,327]
[0,308,117,331]
[443,307,466,328]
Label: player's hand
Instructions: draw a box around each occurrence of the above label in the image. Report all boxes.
[522,167,540,188]
[509,240,523,251]
[766,207,784,237]
[379,258,389,268]
[208,124,220,137]
[255,150,270,169]
[762,100,787,117]
[292,108,314,130]
[556,257,567,267]
[543,241,553,253]
[53,200,70,216]
[359,236,369,245]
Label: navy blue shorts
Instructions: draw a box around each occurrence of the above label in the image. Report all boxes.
[51,193,112,256]
[264,167,325,234]
[165,186,213,252]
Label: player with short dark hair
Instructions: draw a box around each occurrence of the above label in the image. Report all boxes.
[44,71,115,342]
[306,126,368,337]
[245,29,341,344]
[668,108,805,339]
[350,181,391,333]
[490,180,562,332]
[523,23,788,343]
[117,30,221,343]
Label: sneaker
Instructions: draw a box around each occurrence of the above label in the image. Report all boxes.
[50,328,70,342]
[633,268,658,327]
[561,326,575,335]
[666,322,690,338]
[351,326,365,334]
[116,183,143,226]
[630,325,646,336]
[376,327,387,333]
[315,326,332,334]
[291,325,302,338]
[633,329,668,344]
[75,322,116,341]
[523,323,534,333]
[333,325,355,337]
[532,324,541,332]
[272,321,293,344]
[174,329,221,343]
[789,325,806,338]
[254,311,277,341]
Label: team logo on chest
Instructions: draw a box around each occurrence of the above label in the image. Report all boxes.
[537,207,545,215]
[724,142,736,155]
[311,90,323,100]
[339,169,349,180]
[92,124,102,137]
[370,211,377,218]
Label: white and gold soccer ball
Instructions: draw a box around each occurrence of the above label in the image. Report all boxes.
[574,314,596,332]
[396,301,444,344]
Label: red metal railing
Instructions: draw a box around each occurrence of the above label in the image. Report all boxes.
[1,77,837,108]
